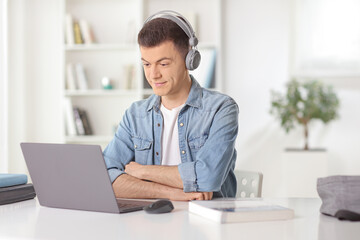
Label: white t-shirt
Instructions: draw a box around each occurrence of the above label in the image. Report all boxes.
[160,103,184,166]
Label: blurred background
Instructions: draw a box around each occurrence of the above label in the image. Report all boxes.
[1,0,359,197]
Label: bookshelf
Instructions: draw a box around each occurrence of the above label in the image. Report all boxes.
[61,0,223,148]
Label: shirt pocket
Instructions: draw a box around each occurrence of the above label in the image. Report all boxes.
[132,137,153,165]
[188,135,208,160]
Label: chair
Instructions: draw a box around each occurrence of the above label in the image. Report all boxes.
[234,170,263,198]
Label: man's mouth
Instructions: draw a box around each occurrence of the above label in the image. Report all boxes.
[154,81,166,87]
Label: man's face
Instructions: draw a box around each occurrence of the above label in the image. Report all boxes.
[140,41,190,100]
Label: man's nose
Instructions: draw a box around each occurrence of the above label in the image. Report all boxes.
[149,65,161,79]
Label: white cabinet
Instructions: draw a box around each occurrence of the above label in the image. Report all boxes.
[61,0,223,147]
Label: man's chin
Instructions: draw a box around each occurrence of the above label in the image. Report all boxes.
[152,89,166,97]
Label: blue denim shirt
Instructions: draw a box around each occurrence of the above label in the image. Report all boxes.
[103,76,239,198]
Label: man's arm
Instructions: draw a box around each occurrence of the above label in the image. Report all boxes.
[124,162,183,189]
[177,99,239,193]
[112,173,212,201]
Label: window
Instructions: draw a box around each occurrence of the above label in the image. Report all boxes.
[293,0,360,77]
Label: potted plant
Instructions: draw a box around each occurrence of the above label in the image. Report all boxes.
[270,79,340,197]
[270,79,340,150]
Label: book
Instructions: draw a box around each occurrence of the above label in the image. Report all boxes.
[189,199,294,223]
[0,184,36,205]
[63,98,77,136]
[66,63,77,90]
[0,173,28,188]
[79,19,95,44]
[65,14,74,45]
[79,109,93,135]
[73,21,83,44]
[73,107,85,135]
[75,63,88,90]
[123,64,136,89]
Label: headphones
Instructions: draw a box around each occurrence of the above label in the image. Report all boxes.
[144,10,201,71]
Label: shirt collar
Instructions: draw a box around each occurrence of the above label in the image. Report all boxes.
[185,75,202,108]
[146,75,203,112]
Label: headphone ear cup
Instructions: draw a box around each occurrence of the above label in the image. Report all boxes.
[185,49,201,70]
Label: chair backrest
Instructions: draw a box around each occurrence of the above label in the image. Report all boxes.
[234,170,263,198]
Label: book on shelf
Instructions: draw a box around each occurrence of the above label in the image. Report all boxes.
[75,63,89,90]
[125,20,137,44]
[73,107,85,135]
[123,64,136,89]
[79,19,95,44]
[79,109,93,135]
[63,98,77,136]
[0,173,36,205]
[65,13,95,45]
[73,107,93,136]
[66,63,77,90]
[183,12,198,34]
[189,199,294,224]
[65,14,74,45]
[73,21,83,44]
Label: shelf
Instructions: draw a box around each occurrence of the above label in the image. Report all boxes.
[62,0,223,147]
[65,135,113,143]
[65,43,138,51]
[64,89,140,97]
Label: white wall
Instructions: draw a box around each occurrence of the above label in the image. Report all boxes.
[0,0,9,172]
[7,0,63,173]
[224,0,360,197]
[6,0,360,196]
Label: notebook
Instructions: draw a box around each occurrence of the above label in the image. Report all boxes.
[0,173,28,188]
[189,199,294,223]
[20,142,152,213]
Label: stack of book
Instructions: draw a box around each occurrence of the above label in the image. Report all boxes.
[0,173,36,205]
[65,14,95,45]
[66,63,89,91]
[63,98,93,136]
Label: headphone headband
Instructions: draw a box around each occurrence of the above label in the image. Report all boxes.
[144,10,198,47]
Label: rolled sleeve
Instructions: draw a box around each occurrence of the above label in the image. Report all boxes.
[107,168,125,183]
[178,162,197,192]
[103,108,135,183]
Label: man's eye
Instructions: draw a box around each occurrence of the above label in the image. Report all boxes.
[143,63,150,67]
[160,63,169,67]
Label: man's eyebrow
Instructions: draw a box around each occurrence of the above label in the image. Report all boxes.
[141,57,172,63]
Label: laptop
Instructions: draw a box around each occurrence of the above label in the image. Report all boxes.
[20,142,152,213]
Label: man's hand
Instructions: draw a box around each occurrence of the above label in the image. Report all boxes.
[124,161,144,179]
[170,190,213,201]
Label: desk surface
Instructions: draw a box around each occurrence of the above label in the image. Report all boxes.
[0,198,359,240]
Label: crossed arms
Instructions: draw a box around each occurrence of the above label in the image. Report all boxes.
[112,162,213,201]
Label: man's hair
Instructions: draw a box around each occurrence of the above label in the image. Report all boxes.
[138,18,189,59]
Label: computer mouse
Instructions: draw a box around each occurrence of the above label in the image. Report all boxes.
[143,199,174,214]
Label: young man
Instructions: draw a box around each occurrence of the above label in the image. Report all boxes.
[103,11,238,201]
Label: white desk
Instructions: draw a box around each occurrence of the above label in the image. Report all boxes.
[0,198,359,240]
